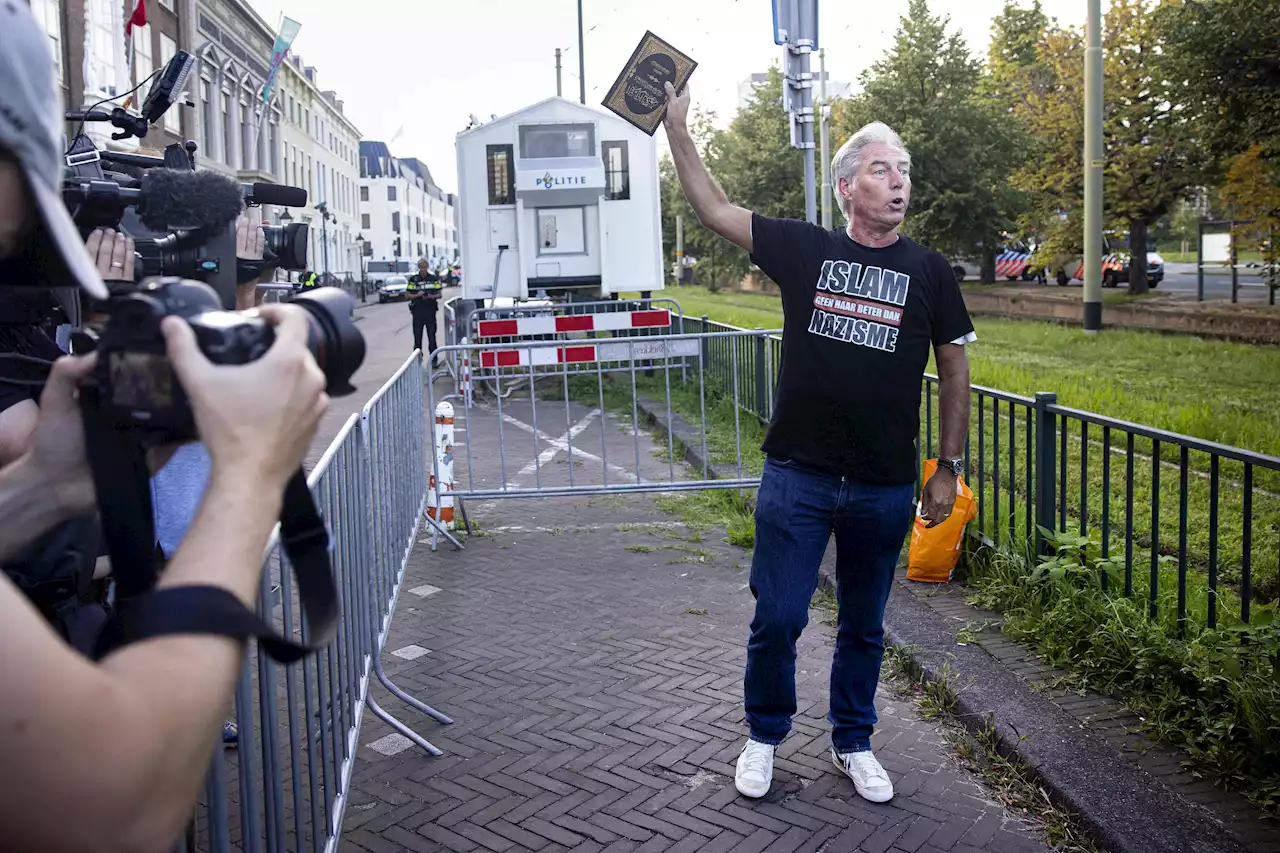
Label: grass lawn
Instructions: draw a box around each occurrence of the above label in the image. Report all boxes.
[1159,249,1265,264]
[651,286,1280,458]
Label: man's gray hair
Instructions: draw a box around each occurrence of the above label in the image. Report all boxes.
[831,122,911,221]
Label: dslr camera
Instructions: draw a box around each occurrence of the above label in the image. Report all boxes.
[91,276,364,442]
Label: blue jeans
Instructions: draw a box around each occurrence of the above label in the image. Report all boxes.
[744,457,915,753]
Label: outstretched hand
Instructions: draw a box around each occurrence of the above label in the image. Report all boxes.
[662,81,691,131]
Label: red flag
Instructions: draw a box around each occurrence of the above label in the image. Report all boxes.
[125,0,147,37]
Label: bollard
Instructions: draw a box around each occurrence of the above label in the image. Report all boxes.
[428,401,456,529]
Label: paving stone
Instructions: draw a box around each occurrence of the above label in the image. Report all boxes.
[333,361,1054,853]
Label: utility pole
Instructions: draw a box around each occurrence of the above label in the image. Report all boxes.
[1083,0,1103,333]
[818,48,832,230]
[777,0,818,225]
[577,0,586,104]
[555,48,563,96]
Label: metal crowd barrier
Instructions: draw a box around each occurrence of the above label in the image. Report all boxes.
[187,352,452,853]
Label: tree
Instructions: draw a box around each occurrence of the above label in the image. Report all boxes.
[1162,0,1280,163]
[659,109,728,288]
[1103,0,1205,293]
[1220,145,1280,290]
[1011,0,1206,294]
[830,0,1023,278]
[981,1,1054,277]
[660,67,803,290]
[983,1,1054,109]
[1008,25,1086,274]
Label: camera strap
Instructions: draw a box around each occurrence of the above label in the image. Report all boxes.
[83,395,340,663]
[94,471,339,664]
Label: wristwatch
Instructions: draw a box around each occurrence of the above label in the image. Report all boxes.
[937,457,966,477]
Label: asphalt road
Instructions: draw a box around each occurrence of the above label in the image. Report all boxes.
[306,289,455,467]
[1036,262,1275,301]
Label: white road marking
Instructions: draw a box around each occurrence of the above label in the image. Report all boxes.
[499,411,642,485]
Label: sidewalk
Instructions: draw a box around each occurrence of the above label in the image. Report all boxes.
[338,373,1056,853]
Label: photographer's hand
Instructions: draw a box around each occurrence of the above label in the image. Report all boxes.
[85,228,135,283]
[0,355,98,564]
[163,303,328,518]
[234,209,266,310]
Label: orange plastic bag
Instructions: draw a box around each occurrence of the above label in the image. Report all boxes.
[906,459,978,583]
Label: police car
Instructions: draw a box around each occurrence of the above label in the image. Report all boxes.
[377,275,410,303]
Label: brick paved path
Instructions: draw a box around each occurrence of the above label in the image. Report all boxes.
[335,369,1054,853]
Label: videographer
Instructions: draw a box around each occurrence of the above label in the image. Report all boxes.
[0,4,331,851]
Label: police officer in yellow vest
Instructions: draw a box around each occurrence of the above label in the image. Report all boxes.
[297,270,319,291]
[406,257,444,366]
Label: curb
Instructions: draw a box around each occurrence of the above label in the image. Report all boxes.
[842,570,1249,853]
[632,393,1252,853]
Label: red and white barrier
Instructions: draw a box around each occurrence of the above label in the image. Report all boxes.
[475,309,671,339]
[478,337,699,368]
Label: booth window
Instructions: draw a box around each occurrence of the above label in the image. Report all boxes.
[519,123,595,159]
[487,144,515,205]
[602,141,630,200]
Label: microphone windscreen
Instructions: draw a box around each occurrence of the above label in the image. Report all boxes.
[137,169,245,232]
[249,183,308,208]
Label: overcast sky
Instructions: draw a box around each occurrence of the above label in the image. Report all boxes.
[246,0,1087,191]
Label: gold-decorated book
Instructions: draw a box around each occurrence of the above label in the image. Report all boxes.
[601,31,697,136]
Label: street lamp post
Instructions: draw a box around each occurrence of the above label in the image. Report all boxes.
[355,233,367,302]
[316,201,332,283]
[278,209,294,284]
[1083,0,1104,333]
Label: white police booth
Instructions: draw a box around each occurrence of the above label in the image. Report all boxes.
[455,97,664,301]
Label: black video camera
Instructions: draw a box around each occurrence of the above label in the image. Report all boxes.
[61,49,311,309]
[85,276,365,442]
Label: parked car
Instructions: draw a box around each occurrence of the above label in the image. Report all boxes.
[377,275,409,303]
[1051,251,1164,287]
[949,258,982,282]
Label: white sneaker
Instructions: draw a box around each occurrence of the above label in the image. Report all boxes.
[735,739,776,798]
[831,747,894,802]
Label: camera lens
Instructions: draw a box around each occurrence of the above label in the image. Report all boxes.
[262,222,309,271]
[289,287,366,397]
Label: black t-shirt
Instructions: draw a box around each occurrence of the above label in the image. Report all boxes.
[750,213,974,485]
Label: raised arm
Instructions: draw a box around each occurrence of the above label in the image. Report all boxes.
[662,82,753,253]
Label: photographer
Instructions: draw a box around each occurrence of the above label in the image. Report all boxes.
[0,5,330,851]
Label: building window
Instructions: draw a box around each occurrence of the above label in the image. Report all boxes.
[391,212,400,233]
[87,0,122,98]
[222,89,234,168]
[602,141,630,200]
[132,24,153,91]
[240,98,253,171]
[30,0,63,84]
[159,0,175,10]
[360,185,369,202]
[270,119,280,177]
[158,34,178,130]
[518,123,595,159]
[486,144,515,205]
[387,186,397,202]
[200,78,214,157]
[362,213,370,229]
